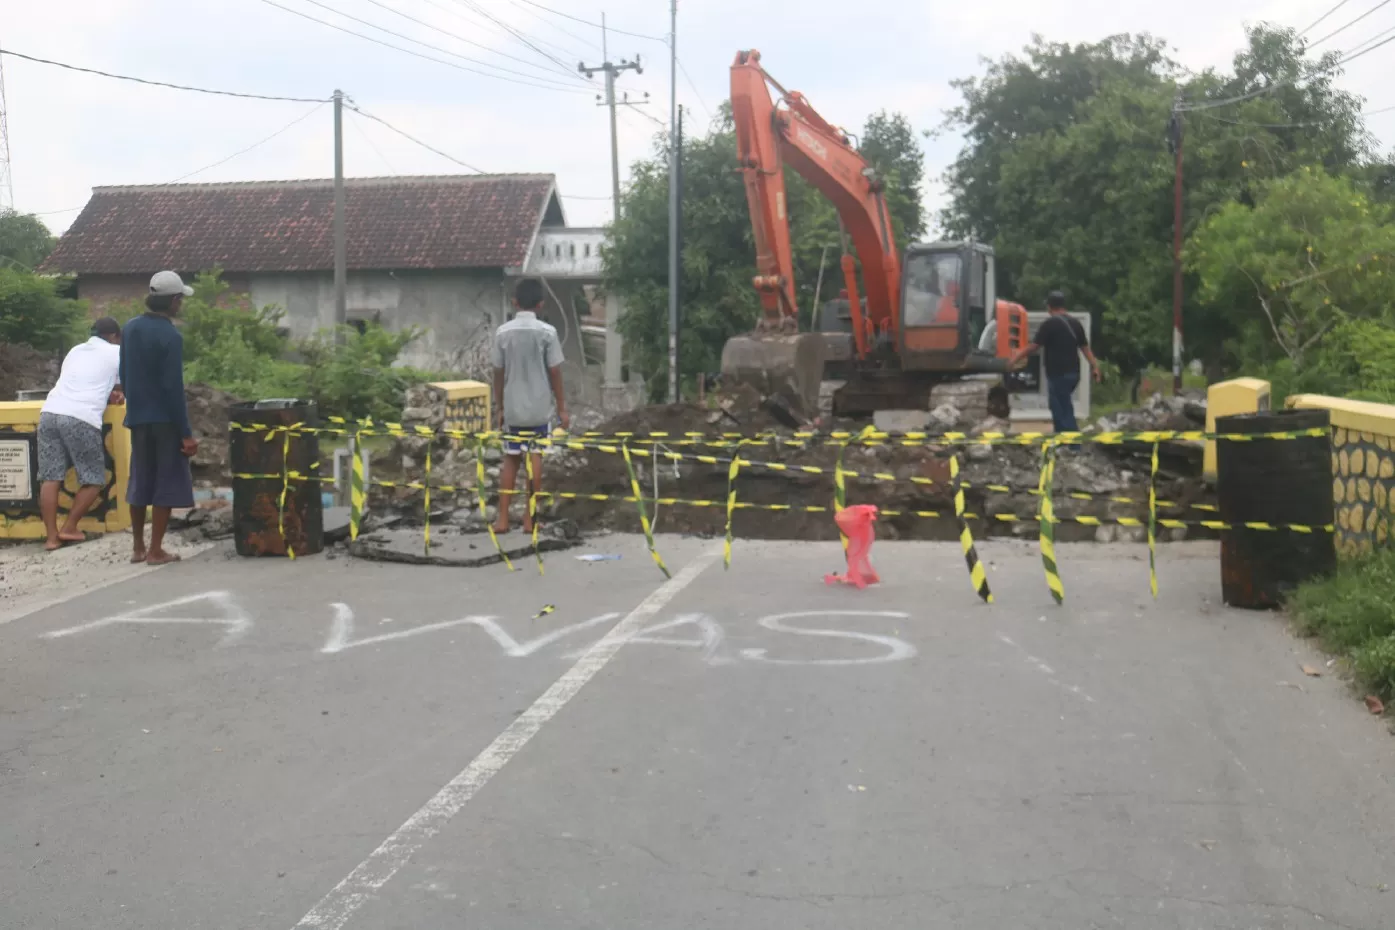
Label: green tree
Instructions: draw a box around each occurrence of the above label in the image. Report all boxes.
[606,106,926,396]
[0,210,56,272]
[1188,168,1395,371]
[939,25,1374,378]
[0,268,85,352]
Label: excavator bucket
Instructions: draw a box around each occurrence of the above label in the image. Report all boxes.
[720,332,827,422]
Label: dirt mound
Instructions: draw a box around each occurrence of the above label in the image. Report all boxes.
[0,343,58,401]
[589,383,792,438]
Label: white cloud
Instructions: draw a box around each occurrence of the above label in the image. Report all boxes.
[3,0,1389,235]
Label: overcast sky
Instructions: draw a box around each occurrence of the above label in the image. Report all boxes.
[4,0,1391,236]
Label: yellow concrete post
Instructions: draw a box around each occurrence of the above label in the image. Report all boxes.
[0,401,131,539]
[1203,378,1271,485]
[429,380,491,444]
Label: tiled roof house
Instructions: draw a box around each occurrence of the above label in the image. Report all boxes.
[42,174,571,369]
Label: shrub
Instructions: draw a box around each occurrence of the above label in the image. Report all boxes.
[0,268,87,352]
[298,323,424,422]
[1290,547,1395,702]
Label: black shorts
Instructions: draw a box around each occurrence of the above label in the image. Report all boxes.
[126,422,195,509]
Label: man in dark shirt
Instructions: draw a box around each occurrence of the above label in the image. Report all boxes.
[120,271,199,565]
[1008,291,1102,433]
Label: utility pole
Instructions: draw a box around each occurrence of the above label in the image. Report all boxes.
[666,0,679,403]
[580,22,642,410]
[333,89,347,331]
[0,52,14,211]
[1168,97,1184,394]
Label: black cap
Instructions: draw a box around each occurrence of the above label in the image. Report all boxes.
[91,316,121,337]
[1046,291,1067,309]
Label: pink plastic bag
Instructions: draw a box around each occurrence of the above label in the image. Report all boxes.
[824,504,880,589]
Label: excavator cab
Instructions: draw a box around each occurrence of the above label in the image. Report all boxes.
[899,241,1005,369]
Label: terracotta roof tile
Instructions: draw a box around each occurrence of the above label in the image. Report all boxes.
[43,174,557,274]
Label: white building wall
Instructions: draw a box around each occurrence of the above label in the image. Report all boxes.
[248,269,507,373]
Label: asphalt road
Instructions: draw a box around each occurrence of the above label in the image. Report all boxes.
[2,535,1393,929]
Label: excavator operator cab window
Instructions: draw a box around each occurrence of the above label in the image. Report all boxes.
[966,250,988,352]
[901,251,961,329]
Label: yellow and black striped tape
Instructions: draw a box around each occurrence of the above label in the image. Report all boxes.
[229,420,1329,448]
[951,454,992,604]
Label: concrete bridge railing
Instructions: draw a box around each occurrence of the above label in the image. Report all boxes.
[1286,394,1395,557]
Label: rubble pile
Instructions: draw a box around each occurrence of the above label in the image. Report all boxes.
[539,390,1216,544]
[350,384,1216,559]
[186,382,241,481]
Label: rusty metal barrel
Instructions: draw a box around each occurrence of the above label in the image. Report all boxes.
[1217,408,1335,608]
[230,399,323,557]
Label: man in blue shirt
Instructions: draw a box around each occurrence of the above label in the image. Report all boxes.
[120,271,199,565]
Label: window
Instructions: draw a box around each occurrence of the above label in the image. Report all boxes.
[569,243,576,258]
[901,252,962,327]
[584,243,591,258]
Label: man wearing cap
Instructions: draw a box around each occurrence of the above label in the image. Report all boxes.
[37,317,124,550]
[120,271,199,565]
[1008,291,1102,434]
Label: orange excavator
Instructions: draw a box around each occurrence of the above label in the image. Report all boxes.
[721,50,1031,418]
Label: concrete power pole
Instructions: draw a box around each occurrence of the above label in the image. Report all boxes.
[0,53,14,211]
[580,22,642,411]
[666,0,679,403]
[332,89,347,331]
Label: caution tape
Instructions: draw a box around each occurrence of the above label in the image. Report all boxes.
[621,441,670,579]
[1037,444,1065,605]
[723,440,744,570]
[229,419,1329,448]
[473,437,514,572]
[230,417,1334,600]
[229,471,1332,532]
[549,437,1223,516]
[951,454,992,604]
[523,450,543,575]
[1148,443,1159,599]
[349,439,365,541]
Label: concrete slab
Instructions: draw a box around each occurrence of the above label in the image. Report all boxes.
[2,537,1393,929]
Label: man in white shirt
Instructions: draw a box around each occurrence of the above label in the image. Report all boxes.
[490,279,569,535]
[38,317,123,550]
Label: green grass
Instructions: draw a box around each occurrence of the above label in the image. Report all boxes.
[1290,547,1395,703]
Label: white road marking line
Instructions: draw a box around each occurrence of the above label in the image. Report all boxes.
[41,589,251,645]
[995,631,1096,704]
[321,606,621,656]
[290,544,723,930]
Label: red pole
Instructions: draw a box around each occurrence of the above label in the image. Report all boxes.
[1171,106,1185,394]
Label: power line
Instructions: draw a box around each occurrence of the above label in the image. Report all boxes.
[346,104,486,172]
[170,102,326,182]
[510,0,665,41]
[29,103,330,216]
[0,48,327,103]
[503,0,603,54]
[1339,20,1395,56]
[677,58,711,120]
[1178,32,1395,111]
[1308,0,1393,47]
[346,109,397,173]
[355,0,590,82]
[449,0,586,78]
[1194,101,1395,127]
[1300,0,1356,36]
[257,0,589,91]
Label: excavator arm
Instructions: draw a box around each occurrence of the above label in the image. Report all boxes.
[730,49,901,359]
